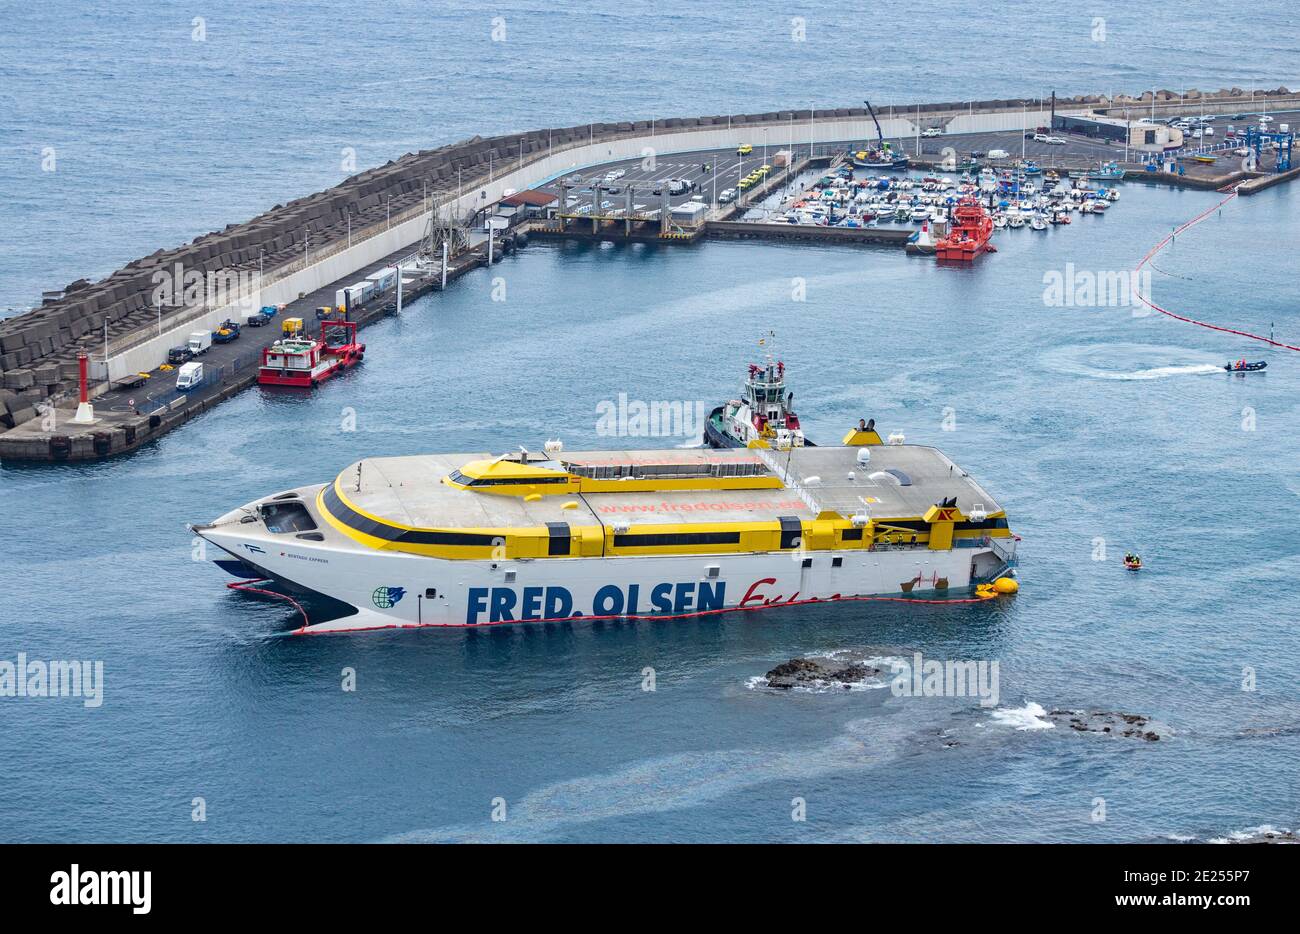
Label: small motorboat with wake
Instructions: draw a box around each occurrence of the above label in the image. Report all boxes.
[1224,359,1267,373]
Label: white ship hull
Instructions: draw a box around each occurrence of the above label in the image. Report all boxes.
[197,485,1012,634]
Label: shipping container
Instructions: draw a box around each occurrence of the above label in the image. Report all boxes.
[365,267,397,292]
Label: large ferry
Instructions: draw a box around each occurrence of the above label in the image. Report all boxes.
[192,427,1018,634]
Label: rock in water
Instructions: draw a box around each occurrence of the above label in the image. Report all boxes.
[764,657,881,690]
[1223,827,1299,844]
[1048,709,1170,741]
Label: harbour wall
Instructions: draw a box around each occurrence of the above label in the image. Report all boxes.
[2,87,1295,411]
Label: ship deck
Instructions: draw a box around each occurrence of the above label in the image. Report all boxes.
[333,444,1004,530]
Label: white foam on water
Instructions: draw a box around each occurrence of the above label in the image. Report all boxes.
[989,701,1055,731]
[1101,363,1224,381]
[1208,823,1293,844]
[1039,343,1226,381]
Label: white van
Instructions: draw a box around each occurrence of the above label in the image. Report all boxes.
[988,149,1010,159]
[187,330,212,355]
[176,361,204,392]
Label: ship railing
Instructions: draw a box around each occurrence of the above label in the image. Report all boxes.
[988,535,1018,565]
[752,446,823,515]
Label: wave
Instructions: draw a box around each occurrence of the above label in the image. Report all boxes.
[988,701,1054,731]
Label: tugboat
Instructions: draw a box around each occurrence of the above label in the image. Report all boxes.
[934,195,995,261]
[705,355,809,449]
[257,319,365,388]
[851,99,909,170]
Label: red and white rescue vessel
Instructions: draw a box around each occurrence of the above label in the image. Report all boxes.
[258,320,365,388]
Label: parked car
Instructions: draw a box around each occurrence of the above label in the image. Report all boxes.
[167,346,193,365]
[1043,136,1067,145]
[1033,133,1051,142]
[718,188,737,203]
[922,127,943,137]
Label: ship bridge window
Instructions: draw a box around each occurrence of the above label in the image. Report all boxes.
[449,469,569,487]
[260,501,318,534]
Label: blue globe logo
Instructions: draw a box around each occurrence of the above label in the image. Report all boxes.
[372,586,405,609]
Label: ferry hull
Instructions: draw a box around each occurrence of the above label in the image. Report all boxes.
[196,496,1013,634]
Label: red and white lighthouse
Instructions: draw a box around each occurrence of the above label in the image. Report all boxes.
[70,352,96,424]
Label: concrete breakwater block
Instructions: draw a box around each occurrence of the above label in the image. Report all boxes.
[32,363,60,384]
[2,369,32,390]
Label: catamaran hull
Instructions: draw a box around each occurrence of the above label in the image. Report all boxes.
[196,519,1013,634]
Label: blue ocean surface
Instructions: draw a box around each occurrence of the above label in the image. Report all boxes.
[0,1,1298,842]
